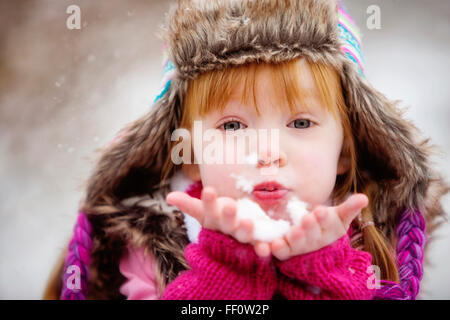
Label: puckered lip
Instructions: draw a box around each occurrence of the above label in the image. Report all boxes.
[252,181,288,192]
[251,181,290,206]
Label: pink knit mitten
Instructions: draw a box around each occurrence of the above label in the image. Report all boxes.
[162,228,277,299]
[276,234,376,300]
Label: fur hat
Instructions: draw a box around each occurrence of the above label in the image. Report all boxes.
[54,0,448,299]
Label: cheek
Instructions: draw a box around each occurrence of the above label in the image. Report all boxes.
[199,163,243,198]
[198,132,252,197]
[198,135,243,197]
[289,146,341,205]
[298,149,339,183]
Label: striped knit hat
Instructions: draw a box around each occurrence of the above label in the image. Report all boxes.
[337,2,365,75]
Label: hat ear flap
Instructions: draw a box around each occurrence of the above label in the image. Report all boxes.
[83,90,183,208]
[339,61,430,211]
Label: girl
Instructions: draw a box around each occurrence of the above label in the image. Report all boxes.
[44,0,448,300]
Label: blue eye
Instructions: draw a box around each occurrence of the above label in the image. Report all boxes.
[289,119,312,129]
[221,120,246,131]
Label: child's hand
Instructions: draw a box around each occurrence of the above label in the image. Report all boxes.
[270,194,369,261]
[166,186,272,257]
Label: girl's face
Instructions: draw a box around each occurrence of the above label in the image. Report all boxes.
[187,60,348,220]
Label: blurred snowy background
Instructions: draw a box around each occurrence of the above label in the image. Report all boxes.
[0,0,449,299]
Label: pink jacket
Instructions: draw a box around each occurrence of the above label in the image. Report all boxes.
[119,177,375,299]
[119,226,375,300]
[162,228,375,299]
[119,245,159,300]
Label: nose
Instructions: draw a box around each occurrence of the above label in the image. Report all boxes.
[257,149,287,168]
[254,127,287,170]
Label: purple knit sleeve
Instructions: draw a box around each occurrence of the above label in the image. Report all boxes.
[162,228,277,300]
[275,234,376,300]
[374,209,427,300]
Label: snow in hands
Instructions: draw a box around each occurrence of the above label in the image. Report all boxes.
[231,171,309,242]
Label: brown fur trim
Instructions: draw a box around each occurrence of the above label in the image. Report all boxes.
[163,0,341,80]
[84,186,189,299]
[83,86,184,206]
[339,59,448,242]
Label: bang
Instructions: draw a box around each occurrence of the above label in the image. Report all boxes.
[181,58,343,129]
